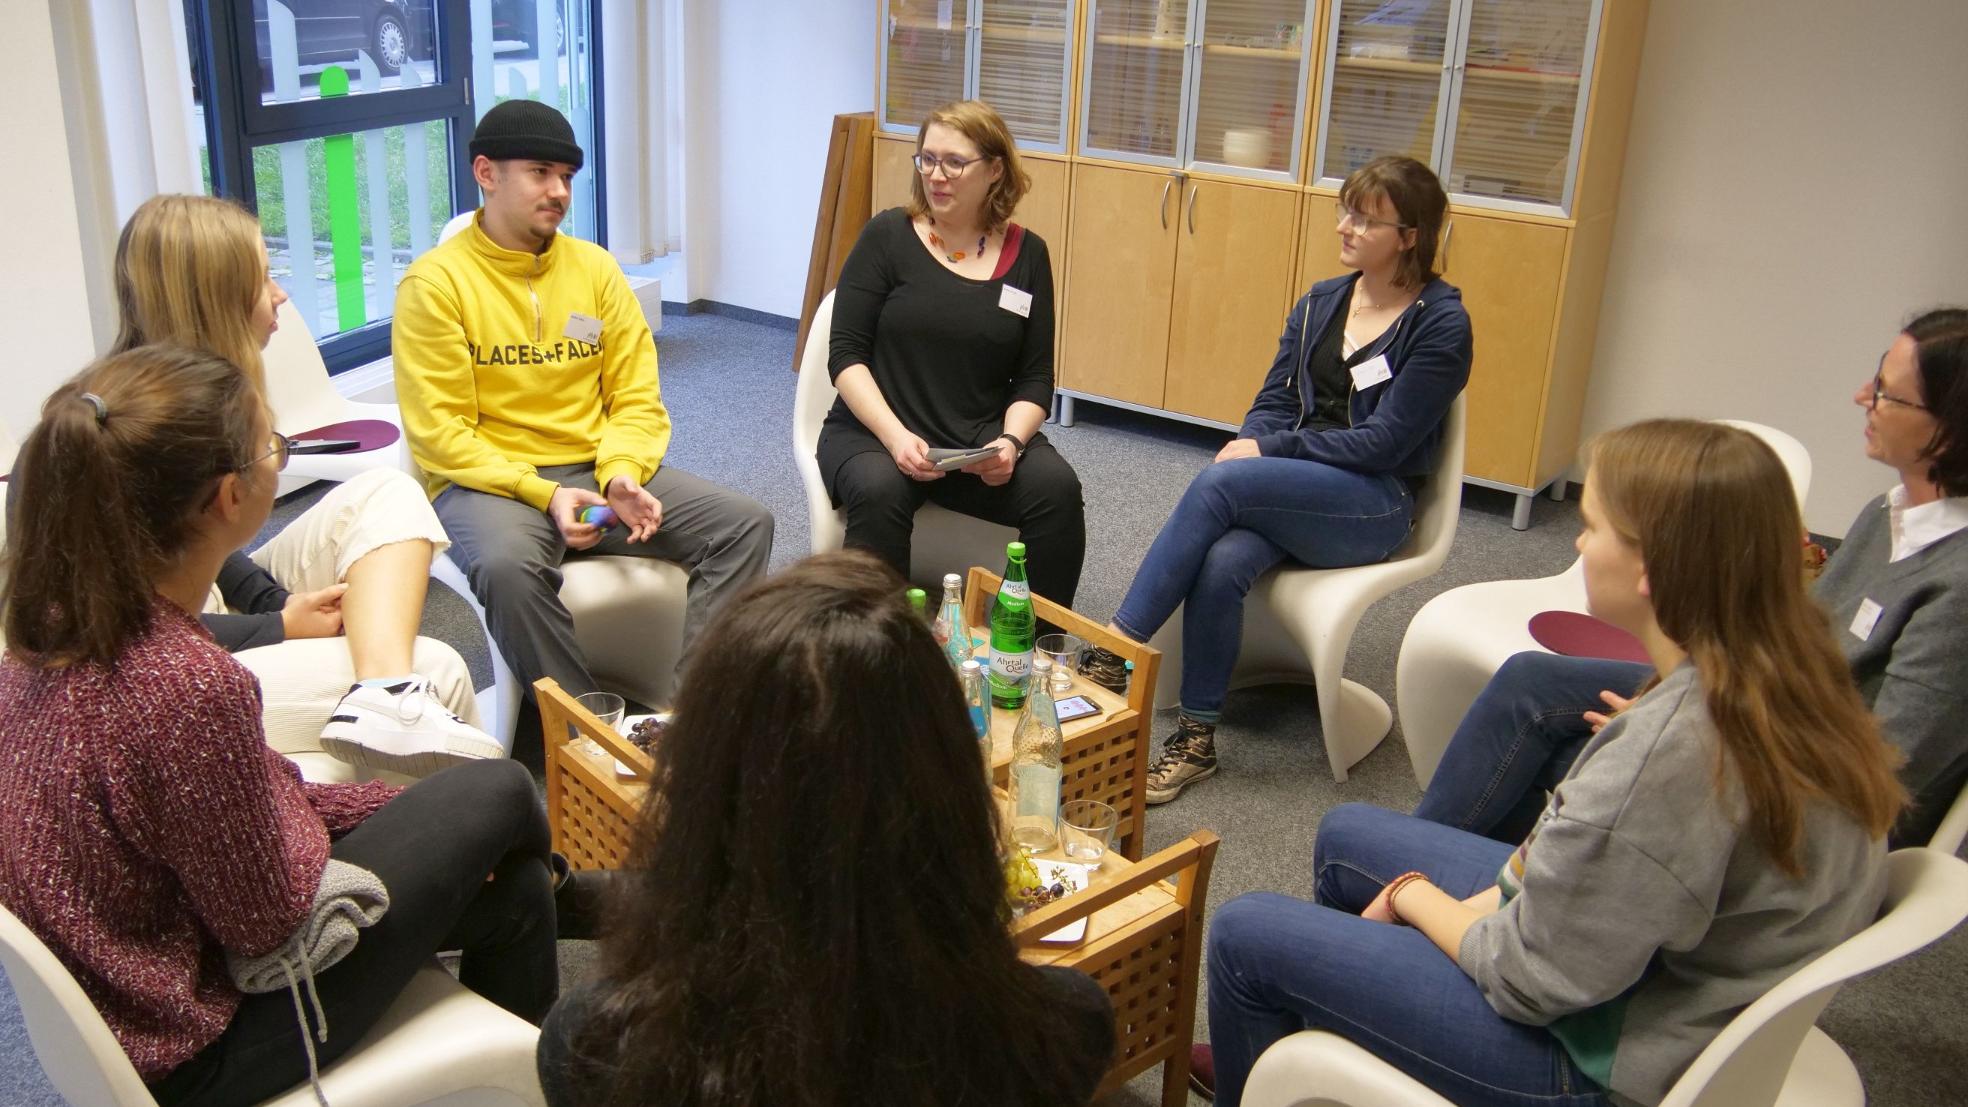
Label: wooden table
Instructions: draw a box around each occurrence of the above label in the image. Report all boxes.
[1012,830,1221,1107]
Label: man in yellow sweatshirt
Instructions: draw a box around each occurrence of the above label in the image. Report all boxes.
[393,100,773,705]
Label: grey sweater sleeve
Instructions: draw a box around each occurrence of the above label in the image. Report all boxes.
[1456,672,1722,1024]
[1813,496,1968,843]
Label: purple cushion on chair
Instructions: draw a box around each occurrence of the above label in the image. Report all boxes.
[1528,610,1650,665]
[295,419,400,452]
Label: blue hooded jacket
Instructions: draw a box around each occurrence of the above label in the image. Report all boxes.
[1239,272,1472,477]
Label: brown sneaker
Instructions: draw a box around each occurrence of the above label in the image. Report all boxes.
[1081,645,1131,693]
[1145,716,1217,805]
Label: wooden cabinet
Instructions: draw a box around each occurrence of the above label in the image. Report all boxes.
[880,0,1077,151]
[1435,212,1567,487]
[864,0,1649,525]
[1058,163,1180,406]
[1164,178,1300,423]
[1060,162,1298,423]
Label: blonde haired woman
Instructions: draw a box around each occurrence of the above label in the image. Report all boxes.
[819,99,1085,605]
[105,194,501,774]
[1200,420,1903,1106]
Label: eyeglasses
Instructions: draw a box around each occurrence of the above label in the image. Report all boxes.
[1868,371,1929,412]
[1335,206,1409,234]
[913,153,989,180]
[242,433,291,472]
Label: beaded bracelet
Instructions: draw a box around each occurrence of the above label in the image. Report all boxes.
[1383,871,1430,926]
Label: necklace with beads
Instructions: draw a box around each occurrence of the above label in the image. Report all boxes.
[927,217,987,263]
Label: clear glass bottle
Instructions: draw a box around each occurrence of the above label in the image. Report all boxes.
[988,541,1036,709]
[1008,655,1063,851]
[961,657,991,779]
[934,572,971,669]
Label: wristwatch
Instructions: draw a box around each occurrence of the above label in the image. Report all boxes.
[997,431,1028,458]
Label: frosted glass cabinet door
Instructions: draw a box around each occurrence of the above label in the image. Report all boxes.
[1441,0,1595,207]
[1315,0,1456,184]
[1081,0,1194,163]
[1191,0,1315,176]
[977,0,1075,150]
[884,0,972,132]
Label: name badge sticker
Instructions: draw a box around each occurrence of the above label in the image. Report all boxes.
[1849,598,1883,641]
[999,285,1033,318]
[1350,354,1393,391]
[564,313,603,345]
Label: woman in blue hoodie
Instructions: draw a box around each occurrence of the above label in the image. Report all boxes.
[1087,156,1471,805]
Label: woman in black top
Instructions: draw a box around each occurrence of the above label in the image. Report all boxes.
[821,99,1086,604]
[534,550,1115,1107]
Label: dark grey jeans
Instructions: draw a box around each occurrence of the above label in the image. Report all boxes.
[434,463,774,700]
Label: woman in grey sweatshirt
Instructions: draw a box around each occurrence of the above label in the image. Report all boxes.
[1203,420,1905,1107]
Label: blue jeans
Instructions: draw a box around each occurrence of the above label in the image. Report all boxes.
[1412,652,1652,842]
[1207,804,1608,1107]
[1112,457,1413,720]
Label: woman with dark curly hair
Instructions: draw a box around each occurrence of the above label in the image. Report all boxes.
[536,550,1115,1107]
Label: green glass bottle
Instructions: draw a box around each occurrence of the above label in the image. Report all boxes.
[988,542,1036,709]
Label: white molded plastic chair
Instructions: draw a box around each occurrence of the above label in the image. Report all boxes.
[793,290,1020,586]
[0,903,546,1107]
[262,299,409,485]
[1242,847,1968,1107]
[1394,420,1812,788]
[1145,395,1467,782]
[1930,778,1968,856]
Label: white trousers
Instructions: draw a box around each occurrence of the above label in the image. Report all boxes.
[214,469,482,759]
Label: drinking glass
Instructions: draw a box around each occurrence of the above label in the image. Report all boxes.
[574,692,626,763]
[1036,633,1087,694]
[1059,799,1118,865]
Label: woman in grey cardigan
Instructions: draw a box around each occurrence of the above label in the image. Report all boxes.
[1200,421,1905,1107]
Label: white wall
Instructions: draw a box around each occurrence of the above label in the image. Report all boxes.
[1,0,98,441]
[680,0,874,318]
[1581,0,1968,535]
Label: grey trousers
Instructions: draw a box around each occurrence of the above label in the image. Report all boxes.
[434,463,774,700]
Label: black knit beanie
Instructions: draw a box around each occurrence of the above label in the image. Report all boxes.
[469,100,584,170]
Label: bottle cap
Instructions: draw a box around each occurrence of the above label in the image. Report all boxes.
[1124,660,1136,671]
[1032,655,1053,672]
[960,658,983,673]
[944,572,962,586]
[1006,541,1027,559]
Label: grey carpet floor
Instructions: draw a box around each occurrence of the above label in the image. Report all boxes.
[4,311,1963,1105]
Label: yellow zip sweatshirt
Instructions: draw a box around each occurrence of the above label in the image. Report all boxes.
[392,213,671,511]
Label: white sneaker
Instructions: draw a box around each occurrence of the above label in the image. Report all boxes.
[319,678,506,776]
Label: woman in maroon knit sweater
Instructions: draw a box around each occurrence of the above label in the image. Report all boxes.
[0,347,561,1105]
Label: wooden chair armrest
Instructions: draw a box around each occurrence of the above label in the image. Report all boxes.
[1013,830,1221,948]
[535,678,656,776]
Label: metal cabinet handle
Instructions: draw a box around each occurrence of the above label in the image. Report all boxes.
[1186,182,1198,234]
[1160,179,1173,229]
[1441,219,1454,266]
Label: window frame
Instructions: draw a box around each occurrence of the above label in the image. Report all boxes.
[186,1,608,374]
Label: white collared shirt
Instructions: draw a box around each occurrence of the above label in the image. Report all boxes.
[1886,484,1968,562]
